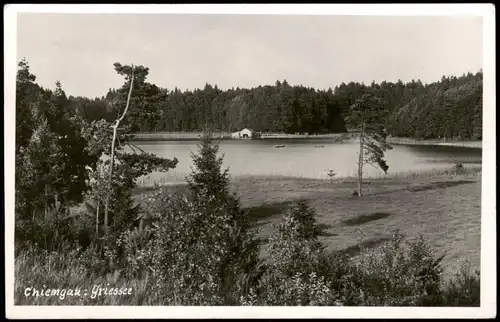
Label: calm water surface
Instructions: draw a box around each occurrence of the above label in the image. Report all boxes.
[130,139,482,184]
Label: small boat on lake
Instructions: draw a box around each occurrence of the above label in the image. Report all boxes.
[314,145,324,148]
[274,144,286,148]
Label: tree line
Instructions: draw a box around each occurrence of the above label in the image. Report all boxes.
[53,60,482,140]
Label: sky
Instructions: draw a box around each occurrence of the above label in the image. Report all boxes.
[16,13,483,98]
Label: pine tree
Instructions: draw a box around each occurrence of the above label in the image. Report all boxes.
[186,130,262,303]
[187,130,232,202]
[346,94,393,197]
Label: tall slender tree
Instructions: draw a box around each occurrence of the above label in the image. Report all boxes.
[103,65,135,232]
[346,94,393,197]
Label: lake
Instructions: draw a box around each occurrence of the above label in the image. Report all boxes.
[130,138,482,185]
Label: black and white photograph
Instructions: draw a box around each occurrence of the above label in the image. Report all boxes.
[4,4,496,319]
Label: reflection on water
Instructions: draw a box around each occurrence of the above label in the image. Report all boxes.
[130,139,482,183]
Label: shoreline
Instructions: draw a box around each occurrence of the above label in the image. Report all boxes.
[385,137,482,148]
[129,132,346,142]
[134,165,482,194]
[130,132,482,148]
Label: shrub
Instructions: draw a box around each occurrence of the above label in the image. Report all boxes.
[326,169,337,182]
[266,200,325,275]
[348,231,446,306]
[453,163,466,175]
[313,251,361,303]
[142,191,253,305]
[242,271,340,306]
[15,204,82,254]
[114,224,154,279]
[267,214,325,278]
[440,260,480,306]
[245,199,341,305]
[286,198,322,240]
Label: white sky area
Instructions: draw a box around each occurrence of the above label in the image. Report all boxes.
[17,14,483,98]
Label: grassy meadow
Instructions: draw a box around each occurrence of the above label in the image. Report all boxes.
[134,166,482,278]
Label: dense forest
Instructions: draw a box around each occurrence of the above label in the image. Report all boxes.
[18,58,483,140]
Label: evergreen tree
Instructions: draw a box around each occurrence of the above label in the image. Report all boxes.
[346,94,393,197]
[186,130,262,303]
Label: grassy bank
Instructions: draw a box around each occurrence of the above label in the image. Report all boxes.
[134,164,482,188]
[130,132,231,141]
[386,137,482,148]
[133,166,482,278]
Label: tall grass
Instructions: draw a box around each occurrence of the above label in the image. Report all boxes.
[135,165,482,189]
[366,165,482,181]
[386,137,482,148]
[15,246,157,305]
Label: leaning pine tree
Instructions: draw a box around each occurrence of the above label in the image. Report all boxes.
[345,93,393,197]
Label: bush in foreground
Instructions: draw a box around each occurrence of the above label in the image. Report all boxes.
[137,132,262,305]
[440,261,480,306]
[15,228,480,306]
[245,200,339,305]
[344,232,446,306]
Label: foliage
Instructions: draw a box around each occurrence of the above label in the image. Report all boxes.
[80,63,178,240]
[335,73,482,140]
[347,94,393,172]
[141,190,259,305]
[326,169,337,181]
[267,214,324,277]
[15,60,178,258]
[241,271,340,306]
[391,75,483,140]
[17,57,482,140]
[15,58,38,152]
[246,199,336,305]
[345,93,393,196]
[440,261,480,306]
[14,190,480,307]
[186,131,234,204]
[348,231,446,306]
[76,71,482,141]
[15,83,100,220]
[453,163,466,175]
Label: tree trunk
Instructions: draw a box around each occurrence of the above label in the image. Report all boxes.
[96,200,100,237]
[104,125,118,232]
[103,66,135,232]
[357,121,365,197]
